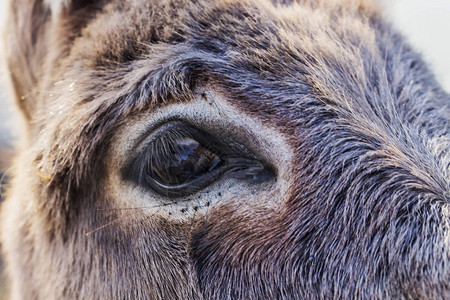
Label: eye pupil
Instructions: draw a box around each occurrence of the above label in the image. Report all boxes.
[150,137,222,186]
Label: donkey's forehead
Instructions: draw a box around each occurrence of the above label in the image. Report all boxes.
[72,0,378,65]
[64,0,381,116]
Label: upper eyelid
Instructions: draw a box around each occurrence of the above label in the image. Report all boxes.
[123,121,225,174]
[151,128,222,163]
[136,120,234,160]
[133,118,198,152]
[127,111,268,170]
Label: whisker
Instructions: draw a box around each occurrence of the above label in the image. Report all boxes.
[89,195,209,236]
[88,199,190,235]
[95,197,193,213]
[85,212,136,236]
[96,206,164,211]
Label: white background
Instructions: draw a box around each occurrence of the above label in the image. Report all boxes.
[381,0,450,91]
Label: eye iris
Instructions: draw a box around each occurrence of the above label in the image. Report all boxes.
[150,137,222,186]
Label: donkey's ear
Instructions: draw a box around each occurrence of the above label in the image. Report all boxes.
[5,0,104,122]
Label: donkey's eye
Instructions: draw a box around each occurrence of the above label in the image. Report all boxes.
[126,121,270,198]
[149,136,222,186]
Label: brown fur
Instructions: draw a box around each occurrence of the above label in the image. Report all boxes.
[1,0,450,299]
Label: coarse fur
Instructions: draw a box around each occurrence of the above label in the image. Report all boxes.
[1,0,450,299]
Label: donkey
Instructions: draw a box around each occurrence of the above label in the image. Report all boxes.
[1,0,449,299]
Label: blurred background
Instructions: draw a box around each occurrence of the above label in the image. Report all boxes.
[381,0,450,91]
[0,0,449,298]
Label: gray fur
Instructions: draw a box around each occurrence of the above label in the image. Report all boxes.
[1,0,449,299]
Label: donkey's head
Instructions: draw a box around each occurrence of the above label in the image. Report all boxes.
[1,0,449,298]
